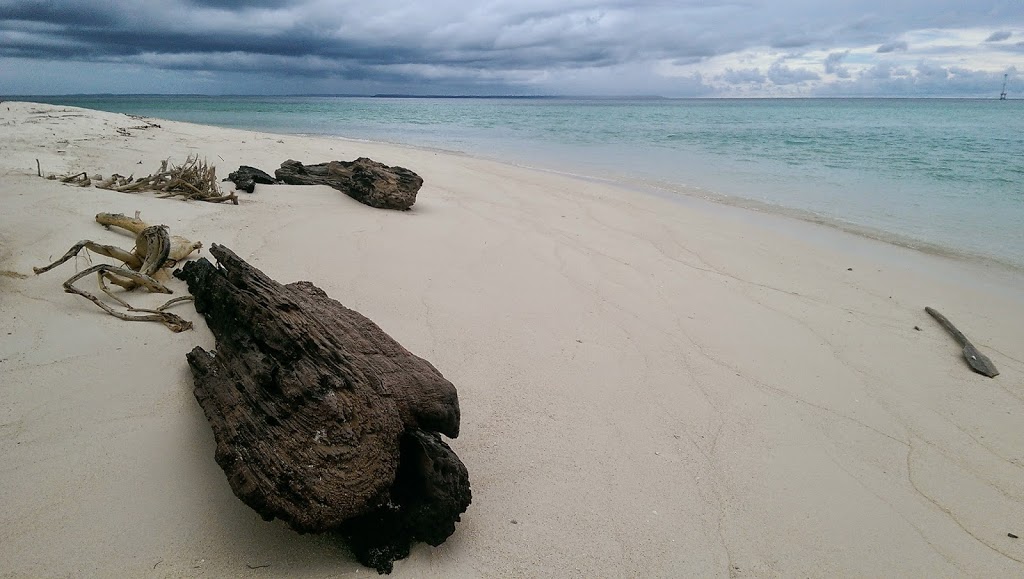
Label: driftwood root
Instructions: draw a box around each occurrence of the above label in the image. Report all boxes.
[34,214,201,332]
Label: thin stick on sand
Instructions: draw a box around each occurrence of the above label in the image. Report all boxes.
[925,306,999,378]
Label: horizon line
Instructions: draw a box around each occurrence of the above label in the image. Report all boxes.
[1,93,1017,101]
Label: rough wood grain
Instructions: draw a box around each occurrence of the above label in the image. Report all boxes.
[275,158,423,210]
[174,244,469,572]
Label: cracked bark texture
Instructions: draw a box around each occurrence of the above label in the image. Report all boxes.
[275,158,423,210]
[175,244,469,573]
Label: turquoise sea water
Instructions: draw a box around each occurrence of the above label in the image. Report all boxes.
[17,95,1024,269]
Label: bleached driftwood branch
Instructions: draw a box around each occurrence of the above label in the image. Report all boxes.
[33,212,202,332]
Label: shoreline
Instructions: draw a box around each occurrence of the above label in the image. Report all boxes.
[10,100,1020,286]
[14,93,1024,270]
[2,102,1023,577]
[303,129,1024,278]
[466,152,1024,278]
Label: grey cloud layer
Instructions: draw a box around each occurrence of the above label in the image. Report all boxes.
[876,40,909,53]
[1,0,1021,94]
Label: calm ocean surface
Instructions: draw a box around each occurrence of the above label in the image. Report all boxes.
[21,95,1024,269]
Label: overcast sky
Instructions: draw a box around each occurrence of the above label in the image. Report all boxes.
[1,0,1021,97]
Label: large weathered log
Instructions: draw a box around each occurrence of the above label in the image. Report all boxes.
[174,244,469,573]
[275,158,423,210]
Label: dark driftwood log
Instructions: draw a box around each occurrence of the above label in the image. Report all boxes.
[275,158,423,210]
[925,306,999,378]
[174,244,469,573]
[224,165,276,193]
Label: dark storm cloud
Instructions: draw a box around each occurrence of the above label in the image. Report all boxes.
[3,1,657,73]
[0,0,1022,95]
[0,1,117,26]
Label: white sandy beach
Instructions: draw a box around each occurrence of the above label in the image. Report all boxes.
[1,102,1023,577]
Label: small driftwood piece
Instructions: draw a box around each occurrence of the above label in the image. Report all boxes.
[175,245,469,573]
[925,307,999,378]
[224,165,276,193]
[96,174,133,190]
[127,114,161,129]
[33,212,202,332]
[60,171,91,187]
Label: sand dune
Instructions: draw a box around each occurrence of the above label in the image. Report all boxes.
[1,102,1022,577]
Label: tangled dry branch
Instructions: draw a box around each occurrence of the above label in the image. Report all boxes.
[33,211,203,332]
[45,155,238,204]
[101,155,238,204]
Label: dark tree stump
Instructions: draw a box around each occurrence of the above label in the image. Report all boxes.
[174,244,469,573]
[275,158,423,210]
